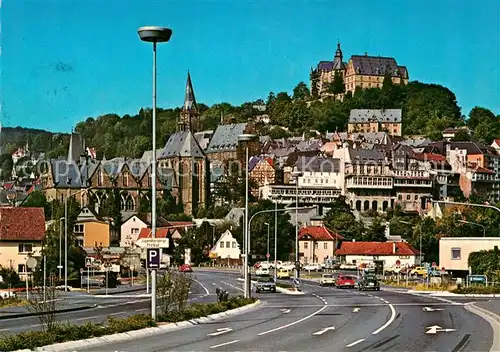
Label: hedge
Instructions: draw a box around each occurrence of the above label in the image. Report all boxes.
[451,285,500,294]
[0,296,256,351]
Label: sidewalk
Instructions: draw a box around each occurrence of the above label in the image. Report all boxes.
[0,302,96,320]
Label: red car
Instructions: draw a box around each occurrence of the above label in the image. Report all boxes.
[336,275,356,289]
[178,264,193,272]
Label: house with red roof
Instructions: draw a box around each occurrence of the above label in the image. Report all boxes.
[0,207,46,280]
[248,156,275,195]
[298,226,344,264]
[335,241,421,268]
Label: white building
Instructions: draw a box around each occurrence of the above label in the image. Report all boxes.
[210,230,241,264]
[439,237,500,274]
[335,241,421,268]
[120,215,148,247]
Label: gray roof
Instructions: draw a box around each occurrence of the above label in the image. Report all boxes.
[160,131,205,158]
[157,167,175,189]
[50,159,86,188]
[206,123,247,153]
[350,132,389,144]
[296,156,340,173]
[67,133,85,163]
[350,55,408,78]
[194,130,213,150]
[101,158,126,177]
[348,148,386,164]
[141,149,163,162]
[349,109,402,123]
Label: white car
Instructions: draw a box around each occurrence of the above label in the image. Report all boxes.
[255,267,270,276]
[278,262,295,271]
[0,291,16,299]
[303,263,322,271]
[319,273,336,286]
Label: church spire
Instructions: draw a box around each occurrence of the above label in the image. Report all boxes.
[334,41,342,59]
[179,70,199,132]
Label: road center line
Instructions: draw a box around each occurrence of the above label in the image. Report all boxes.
[346,338,365,347]
[209,340,240,349]
[258,294,328,336]
[193,279,210,295]
[372,303,396,335]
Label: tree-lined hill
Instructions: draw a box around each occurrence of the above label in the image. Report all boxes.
[1,80,498,160]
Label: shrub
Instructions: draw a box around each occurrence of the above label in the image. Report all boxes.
[451,285,500,294]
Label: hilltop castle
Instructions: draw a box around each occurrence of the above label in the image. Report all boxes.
[310,42,409,97]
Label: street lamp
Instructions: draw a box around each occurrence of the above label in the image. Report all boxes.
[400,220,422,264]
[291,170,303,279]
[458,220,486,237]
[237,133,257,299]
[58,217,64,279]
[264,222,270,263]
[138,25,172,321]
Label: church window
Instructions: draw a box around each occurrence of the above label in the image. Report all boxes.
[97,171,103,186]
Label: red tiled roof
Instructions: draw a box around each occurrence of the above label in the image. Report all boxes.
[137,227,171,239]
[474,166,495,174]
[413,153,446,162]
[0,207,45,241]
[335,241,420,256]
[265,157,274,167]
[298,226,344,241]
[166,221,195,228]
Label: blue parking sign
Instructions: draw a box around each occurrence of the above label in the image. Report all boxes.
[147,248,161,269]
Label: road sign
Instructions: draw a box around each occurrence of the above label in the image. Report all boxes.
[85,257,93,268]
[293,278,301,287]
[266,253,270,258]
[432,262,437,268]
[395,260,401,266]
[138,238,170,249]
[26,257,38,269]
[147,248,161,269]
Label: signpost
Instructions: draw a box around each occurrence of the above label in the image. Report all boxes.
[139,238,169,249]
[85,257,93,293]
[26,257,37,301]
[147,248,161,269]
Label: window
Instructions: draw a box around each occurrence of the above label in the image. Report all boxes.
[232,242,237,248]
[226,241,230,248]
[304,242,308,249]
[97,171,103,186]
[324,243,328,249]
[74,224,84,233]
[131,228,139,234]
[18,244,33,253]
[18,264,26,273]
[123,172,129,187]
[451,248,461,260]
[220,241,224,248]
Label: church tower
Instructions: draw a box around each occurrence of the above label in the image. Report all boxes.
[179,71,199,132]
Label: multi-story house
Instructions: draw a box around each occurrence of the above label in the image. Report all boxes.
[0,207,45,280]
[74,206,118,248]
[298,225,344,264]
[347,109,402,137]
[120,213,170,248]
[248,156,275,197]
[310,42,409,97]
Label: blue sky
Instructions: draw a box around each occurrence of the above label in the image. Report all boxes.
[2,0,499,132]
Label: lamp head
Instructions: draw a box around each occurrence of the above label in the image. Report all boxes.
[138,26,172,43]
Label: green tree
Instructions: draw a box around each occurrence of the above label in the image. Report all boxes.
[327,71,345,95]
[292,82,310,100]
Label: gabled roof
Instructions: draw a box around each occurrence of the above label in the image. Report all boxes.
[298,226,344,241]
[296,156,340,173]
[137,227,171,239]
[335,241,420,256]
[348,148,386,165]
[183,71,197,111]
[67,133,85,163]
[349,55,407,78]
[160,131,205,158]
[206,123,247,154]
[0,207,45,241]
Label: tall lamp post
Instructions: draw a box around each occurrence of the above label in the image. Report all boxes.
[264,222,270,263]
[291,170,303,279]
[458,219,486,237]
[237,133,257,299]
[138,25,172,320]
[273,197,279,282]
[400,220,422,264]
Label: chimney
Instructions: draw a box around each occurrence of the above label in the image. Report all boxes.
[392,242,396,254]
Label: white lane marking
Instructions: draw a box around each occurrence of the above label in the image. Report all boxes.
[372,303,396,335]
[352,307,360,312]
[209,340,239,349]
[221,280,244,293]
[426,325,456,334]
[74,315,100,321]
[207,327,233,336]
[313,326,335,335]
[263,302,459,308]
[311,293,328,305]
[280,309,291,314]
[135,308,148,312]
[258,295,328,336]
[109,312,125,316]
[423,306,444,312]
[192,279,210,295]
[346,339,365,347]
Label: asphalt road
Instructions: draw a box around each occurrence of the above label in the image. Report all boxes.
[0,271,228,334]
[68,269,496,352]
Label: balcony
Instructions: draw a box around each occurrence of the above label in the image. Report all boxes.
[346,176,393,189]
[393,170,430,179]
[269,185,342,204]
[394,179,433,187]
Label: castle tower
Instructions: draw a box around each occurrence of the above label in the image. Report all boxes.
[179,71,199,132]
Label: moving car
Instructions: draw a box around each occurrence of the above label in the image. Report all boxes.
[303,263,322,271]
[319,273,336,286]
[277,269,290,279]
[178,264,193,272]
[255,277,276,293]
[336,275,356,289]
[358,275,380,291]
[255,267,270,276]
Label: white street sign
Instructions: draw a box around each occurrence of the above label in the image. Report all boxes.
[280,309,291,314]
[426,325,456,334]
[313,326,335,335]
[423,307,444,312]
[207,328,233,336]
[352,308,361,313]
[138,238,170,248]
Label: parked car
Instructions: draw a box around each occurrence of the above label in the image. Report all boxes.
[255,277,276,293]
[179,264,193,272]
[277,269,291,279]
[319,273,336,286]
[278,261,295,271]
[336,275,356,289]
[303,263,322,272]
[410,266,427,277]
[255,267,270,276]
[0,291,16,299]
[358,275,380,291]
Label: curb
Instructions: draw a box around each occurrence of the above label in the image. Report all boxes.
[91,287,146,296]
[0,305,97,321]
[276,287,305,295]
[466,303,500,325]
[465,303,500,352]
[17,300,262,352]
